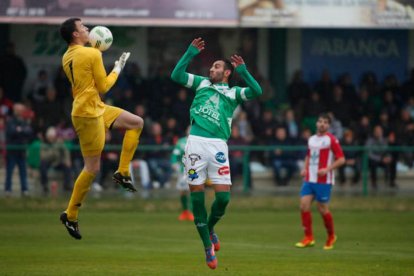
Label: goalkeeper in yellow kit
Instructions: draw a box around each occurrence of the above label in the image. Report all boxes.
[59,18,144,239]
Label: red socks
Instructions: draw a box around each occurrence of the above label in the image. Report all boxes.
[301,211,313,238]
[301,211,335,239]
[322,212,335,237]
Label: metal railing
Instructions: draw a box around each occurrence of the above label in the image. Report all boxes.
[230,145,414,195]
[3,144,414,195]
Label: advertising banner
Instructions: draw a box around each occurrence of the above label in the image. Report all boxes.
[2,0,414,28]
[301,29,408,83]
[9,24,148,93]
[0,0,238,26]
[239,0,414,28]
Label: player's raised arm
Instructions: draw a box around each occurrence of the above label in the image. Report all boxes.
[93,51,130,94]
[171,38,205,86]
[231,54,262,100]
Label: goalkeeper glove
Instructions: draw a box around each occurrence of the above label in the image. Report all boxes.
[112,52,131,74]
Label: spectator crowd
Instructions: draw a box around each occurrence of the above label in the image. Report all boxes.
[1,46,414,195]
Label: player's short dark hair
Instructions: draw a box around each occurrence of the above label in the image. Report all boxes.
[60,18,81,44]
[222,59,233,81]
[318,112,331,124]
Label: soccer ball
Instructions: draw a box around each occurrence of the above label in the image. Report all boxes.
[88,26,113,52]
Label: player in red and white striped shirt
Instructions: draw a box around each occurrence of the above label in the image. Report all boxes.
[295,113,345,250]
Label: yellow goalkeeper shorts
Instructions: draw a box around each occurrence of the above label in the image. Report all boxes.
[72,105,123,157]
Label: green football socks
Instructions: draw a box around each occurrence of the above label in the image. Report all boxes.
[191,191,211,248]
[208,191,230,233]
[180,194,189,210]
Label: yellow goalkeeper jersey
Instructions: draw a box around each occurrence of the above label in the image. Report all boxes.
[62,45,118,117]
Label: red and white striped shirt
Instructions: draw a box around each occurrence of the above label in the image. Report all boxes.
[305,132,344,185]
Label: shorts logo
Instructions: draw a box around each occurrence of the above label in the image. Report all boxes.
[218,166,230,175]
[188,169,199,181]
[188,153,201,166]
[215,152,226,163]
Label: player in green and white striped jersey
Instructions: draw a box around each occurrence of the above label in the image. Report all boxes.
[171,37,262,269]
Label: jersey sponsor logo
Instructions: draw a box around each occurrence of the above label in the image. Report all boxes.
[195,105,220,120]
[194,94,221,122]
[188,153,201,166]
[188,169,199,181]
[218,166,230,175]
[215,152,226,163]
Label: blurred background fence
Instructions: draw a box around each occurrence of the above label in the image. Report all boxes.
[2,144,413,197]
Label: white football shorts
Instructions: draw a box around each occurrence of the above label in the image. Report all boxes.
[183,135,232,185]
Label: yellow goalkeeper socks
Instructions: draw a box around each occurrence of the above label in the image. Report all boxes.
[66,170,96,221]
[118,128,142,176]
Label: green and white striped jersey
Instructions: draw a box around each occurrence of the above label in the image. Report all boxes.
[185,76,246,140]
[171,45,262,141]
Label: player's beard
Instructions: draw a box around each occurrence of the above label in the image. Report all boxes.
[209,71,224,84]
[317,126,328,135]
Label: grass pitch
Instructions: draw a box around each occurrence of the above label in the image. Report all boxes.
[0,195,413,275]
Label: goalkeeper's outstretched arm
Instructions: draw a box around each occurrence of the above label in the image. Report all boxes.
[94,51,130,94]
